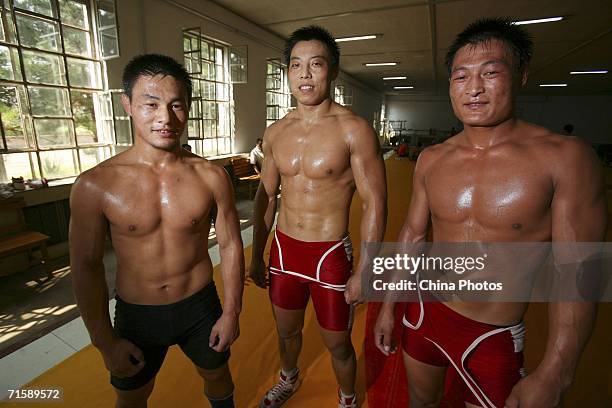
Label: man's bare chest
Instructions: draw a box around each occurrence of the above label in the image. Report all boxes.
[426,158,553,226]
[101,173,212,235]
[273,133,351,180]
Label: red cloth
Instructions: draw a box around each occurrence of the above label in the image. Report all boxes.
[268,229,353,331]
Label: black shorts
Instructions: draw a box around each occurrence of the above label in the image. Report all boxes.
[111,281,230,391]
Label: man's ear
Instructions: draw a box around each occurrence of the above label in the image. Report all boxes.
[120,93,132,116]
[520,67,529,87]
[331,65,339,81]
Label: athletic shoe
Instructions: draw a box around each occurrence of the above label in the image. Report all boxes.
[259,368,300,407]
[338,390,357,408]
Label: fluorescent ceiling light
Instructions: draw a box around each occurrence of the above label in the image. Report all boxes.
[383,76,407,80]
[336,35,377,42]
[365,62,397,67]
[539,83,567,87]
[512,17,564,25]
[394,86,414,89]
[570,70,608,75]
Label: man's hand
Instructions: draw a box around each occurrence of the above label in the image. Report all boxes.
[505,371,564,408]
[209,313,240,352]
[249,256,268,288]
[344,273,363,305]
[98,336,145,378]
[374,307,396,356]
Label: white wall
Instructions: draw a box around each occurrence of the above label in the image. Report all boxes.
[109,0,383,154]
[386,95,459,131]
[386,94,612,144]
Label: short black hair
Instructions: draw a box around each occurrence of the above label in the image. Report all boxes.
[122,54,192,104]
[284,25,340,68]
[445,17,533,75]
[563,124,574,134]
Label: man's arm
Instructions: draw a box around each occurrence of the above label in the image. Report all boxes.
[208,166,245,352]
[507,139,607,407]
[250,128,280,287]
[374,148,433,355]
[344,118,387,304]
[69,173,144,377]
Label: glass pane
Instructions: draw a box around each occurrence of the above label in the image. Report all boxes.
[215,48,222,64]
[215,64,224,82]
[187,139,201,156]
[78,146,109,171]
[15,13,60,52]
[202,101,216,119]
[218,137,231,155]
[60,0,89,29]
[28,86,70,117]
[39,149,77,178]
[0,152,38,182]
[1,10,18,45]
[202,81,215,100]
[218,103,230,136]
[96,0,115,27]
[14,0,56,17]
[34,118,74,147]
[111,91,125,116]
[216,83,228,101]
[0,45,22,81]
[114,119,131,144]
[202,120,213,138]
[63,26,92,57]
[67,57,101,88]
[22,50,66,85]
[71,90,100,144]
[100,27,119,58]
[0,84,29,149]
[203,138,216,157]
[187,119,200,138]
[96,0,119,58]
[189,100,201,118]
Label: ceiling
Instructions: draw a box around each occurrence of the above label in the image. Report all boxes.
[211,0,612,96]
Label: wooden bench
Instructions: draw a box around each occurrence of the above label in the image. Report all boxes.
[230,156,260,199]
[0,197,53,279]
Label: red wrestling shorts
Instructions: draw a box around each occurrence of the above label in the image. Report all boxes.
[402,298,525,408]
[268,229,353,331]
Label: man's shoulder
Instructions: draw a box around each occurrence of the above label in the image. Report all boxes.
[519,122,593,162]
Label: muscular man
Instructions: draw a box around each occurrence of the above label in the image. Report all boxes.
[70,54,244,408]
[250,26,387,408]
[374,18,606,407]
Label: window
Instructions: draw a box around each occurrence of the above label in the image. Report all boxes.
[334,84,353,106]
[266,60,290,128]
[229,45,247,84]
[0,0,124,182]
[183,31,233,157]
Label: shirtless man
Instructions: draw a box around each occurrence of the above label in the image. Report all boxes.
[249,26,387,408]
[70,54,244,408]
[374,18,606,407]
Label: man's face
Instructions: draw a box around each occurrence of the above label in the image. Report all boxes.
[288,40,337,106]
[121,74,189,151]
[449,39,526,128]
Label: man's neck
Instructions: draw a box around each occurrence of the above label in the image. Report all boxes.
[462,117,520,149]
[131,139,182,169]
[296,98,334,125]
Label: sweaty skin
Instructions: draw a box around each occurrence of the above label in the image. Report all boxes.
[374,40,607,407]
[70,74,244,404]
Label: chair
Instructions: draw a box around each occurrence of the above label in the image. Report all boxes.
[0,197,53,279]
[230,156,261,199]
